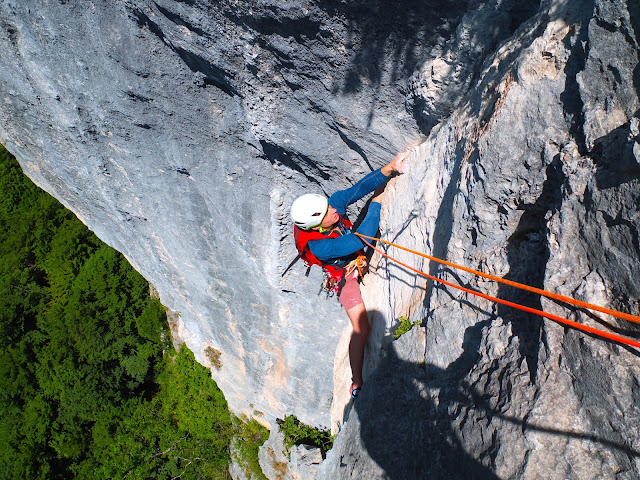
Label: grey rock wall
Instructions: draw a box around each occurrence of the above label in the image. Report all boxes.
[0,0,461,427]
[320,0,640,477]
[258,428,322,480]
[1,0,640,478]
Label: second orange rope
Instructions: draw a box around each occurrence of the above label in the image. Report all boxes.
[356,234,640,350]
[356,233,640,324]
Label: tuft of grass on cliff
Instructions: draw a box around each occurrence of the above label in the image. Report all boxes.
[277,415,333,457]
[0,144,265,479]
[392,316,422,340]
[233,415,270,480]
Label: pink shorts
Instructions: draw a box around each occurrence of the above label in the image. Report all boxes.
[338,271,364,311]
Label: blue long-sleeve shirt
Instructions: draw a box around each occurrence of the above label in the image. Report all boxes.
[309,168,388,262]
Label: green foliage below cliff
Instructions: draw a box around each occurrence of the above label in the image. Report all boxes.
[233,416,270,480]
[0,145,239,479]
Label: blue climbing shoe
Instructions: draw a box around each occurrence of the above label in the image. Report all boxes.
[350,384,361,399]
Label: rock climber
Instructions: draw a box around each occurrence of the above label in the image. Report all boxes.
[289,150,409,399]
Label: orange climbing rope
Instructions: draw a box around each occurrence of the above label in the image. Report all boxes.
[355,233,640,350]
[356,233,640,324]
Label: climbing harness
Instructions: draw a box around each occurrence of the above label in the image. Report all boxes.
[294,215,366,297]
[317,253,368,297]
[355,233,640,350]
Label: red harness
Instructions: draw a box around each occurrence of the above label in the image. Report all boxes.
[293,215,354,283]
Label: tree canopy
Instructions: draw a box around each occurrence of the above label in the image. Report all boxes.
[0,145,243,479]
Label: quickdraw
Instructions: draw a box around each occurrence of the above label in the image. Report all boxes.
[320,270,340,297]
[345,253,368,280]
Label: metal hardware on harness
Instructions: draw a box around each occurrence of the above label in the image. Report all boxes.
[320,270,339,297]
[345,253,368,281]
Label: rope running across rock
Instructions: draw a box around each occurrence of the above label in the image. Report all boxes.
[355,233,640,350]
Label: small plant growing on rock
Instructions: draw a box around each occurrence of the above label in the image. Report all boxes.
[392,316,421,340]
[205,346,223,370]
[273,458,287,478]
[276,415,333,457]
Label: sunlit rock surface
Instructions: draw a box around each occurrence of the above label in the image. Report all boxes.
[320,0,640,477]
[0,0,442,427]
[1,0,639,477]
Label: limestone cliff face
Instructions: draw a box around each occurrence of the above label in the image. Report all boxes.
[0,0,438,428]
[320,0,640,477]
[1,0,640,477]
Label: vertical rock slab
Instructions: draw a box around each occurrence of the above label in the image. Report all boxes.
[2,0,639,476]
[321,0,640,477]
[0,0,469,427]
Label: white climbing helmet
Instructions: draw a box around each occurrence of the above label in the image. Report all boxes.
[290,193,329,230]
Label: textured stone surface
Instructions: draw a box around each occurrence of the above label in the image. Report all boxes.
[258,428,289,480]
[288,444,323,480]
[0,0,469,427]
[320,0,640,478]
[258,427,322,480]
[1,0,640,478]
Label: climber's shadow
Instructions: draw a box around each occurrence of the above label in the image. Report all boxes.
[351,327,499,479]
[350,324,640,479]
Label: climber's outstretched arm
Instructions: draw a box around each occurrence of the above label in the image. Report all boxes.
[309,201,382,261]
[328,150,410,215]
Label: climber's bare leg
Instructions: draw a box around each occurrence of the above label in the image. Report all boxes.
[345,302,369,390]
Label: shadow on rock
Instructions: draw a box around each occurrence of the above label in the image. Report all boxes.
[591,110,640,190]
[495,156,565,384]
[331,326,640,479]
[349,330,500,479]
[320,0,469,94]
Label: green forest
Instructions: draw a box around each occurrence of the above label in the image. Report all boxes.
[0,145,267,479]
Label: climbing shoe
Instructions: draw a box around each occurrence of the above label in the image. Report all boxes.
[350,384,361,399]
